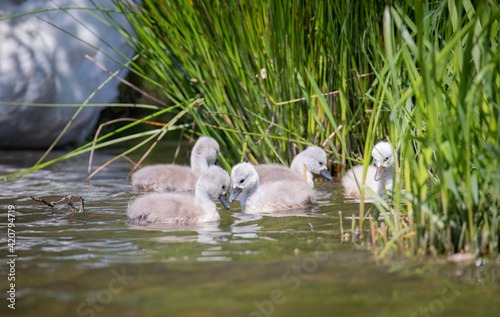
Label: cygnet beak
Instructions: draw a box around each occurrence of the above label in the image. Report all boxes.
[218,193,230,210]
[374,165,386,181]
[229,187,242,203]
[320,169,333,182]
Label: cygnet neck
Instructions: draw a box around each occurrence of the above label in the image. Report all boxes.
[240,171,261,209]
[290,154,312,184]
[195,185,216,213]
[191,154,209,174]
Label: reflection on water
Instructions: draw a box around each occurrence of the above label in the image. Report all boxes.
[0,148,499,317]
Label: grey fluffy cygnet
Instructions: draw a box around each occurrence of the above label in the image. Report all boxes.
[255,146,332,187]
[229,162,315,214]
[131,136,219,192]
[342,141,396,198]
[128,166,230,224]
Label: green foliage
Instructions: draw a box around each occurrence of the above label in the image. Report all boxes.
[370,1,500,256]
[118,0,388,169]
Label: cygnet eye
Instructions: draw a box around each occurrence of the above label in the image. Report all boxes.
[239,179,244,184]
[222,185,226,190]
[318,161,323,166]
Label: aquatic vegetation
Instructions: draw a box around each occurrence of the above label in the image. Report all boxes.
[363,1,500,257]
[116,0,383,168]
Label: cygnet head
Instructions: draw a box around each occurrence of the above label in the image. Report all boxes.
[196,165,230,209]
[371,142,396,181]
[292,146,332,182]
[229,162,260,202]
[191,136,220,173]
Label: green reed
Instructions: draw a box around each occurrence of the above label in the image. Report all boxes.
[116,0,391,170]
[369,1,500,256]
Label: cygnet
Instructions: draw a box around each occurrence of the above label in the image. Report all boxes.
[128,166,230,224]
[230,162,315,213]
[131,136,219,192]
[255,146,332,187]
[342,141,396,198]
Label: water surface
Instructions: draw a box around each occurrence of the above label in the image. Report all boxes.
[0,146,498,317]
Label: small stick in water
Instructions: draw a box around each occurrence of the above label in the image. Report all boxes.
[30,194,85,213]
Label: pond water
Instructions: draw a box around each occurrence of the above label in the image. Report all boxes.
[1,144,499,317]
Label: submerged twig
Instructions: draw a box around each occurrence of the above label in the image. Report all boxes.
[30,194,85,213]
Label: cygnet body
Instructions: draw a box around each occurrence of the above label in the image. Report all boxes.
[230,162,315,214]
[128,166,230,224]
[342,141,395,198]
[131,136,219,192]
[255,146,332,187]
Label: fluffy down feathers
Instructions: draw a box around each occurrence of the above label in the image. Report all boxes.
[255,146,332,187]
[230,162,315,214]
[342,142,395,198]
[128,166,230,224]
[131,136,219,192]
